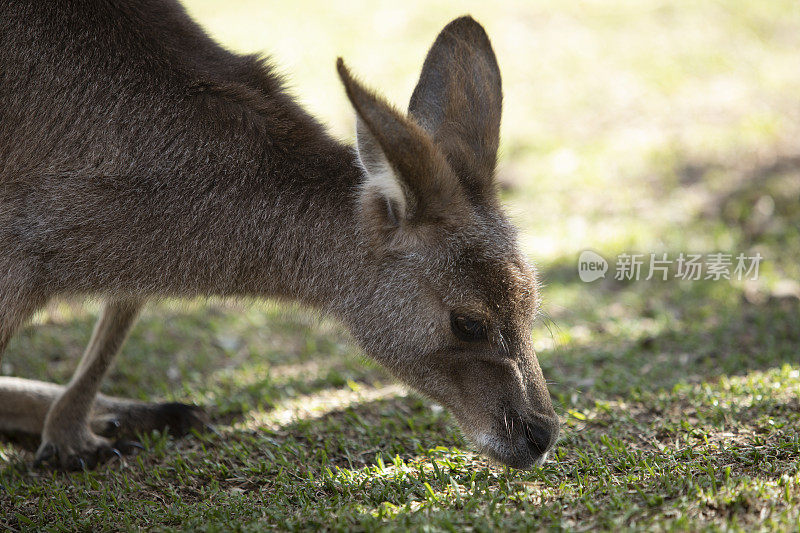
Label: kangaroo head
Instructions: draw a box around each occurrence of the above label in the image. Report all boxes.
[337,16,558,469]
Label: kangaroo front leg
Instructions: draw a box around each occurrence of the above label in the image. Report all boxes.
[35,298,143,470]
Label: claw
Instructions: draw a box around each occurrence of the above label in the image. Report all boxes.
[92,415,123,438]
[102,419,121,437]
[66,455,88,471]
[109,447,124,462]
[114,439,145,454]
[98,444,124,462]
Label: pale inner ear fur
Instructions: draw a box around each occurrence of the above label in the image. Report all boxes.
[355,116,408,221]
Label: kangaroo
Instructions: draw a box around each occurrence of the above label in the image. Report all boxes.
[0,0,559,471]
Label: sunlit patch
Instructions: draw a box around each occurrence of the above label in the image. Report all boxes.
[236,384,407,431]
[314,446,503,518]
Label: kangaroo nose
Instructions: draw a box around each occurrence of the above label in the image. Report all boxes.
[523,416,560,458]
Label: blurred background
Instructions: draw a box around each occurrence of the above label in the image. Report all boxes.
[4,0,800,481]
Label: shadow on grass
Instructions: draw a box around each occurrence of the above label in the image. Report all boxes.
[538,261,800,402]
[5,300,387,401]
[250,394,463,471]
[535,147,800,404]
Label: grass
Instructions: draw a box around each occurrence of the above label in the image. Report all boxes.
[3,0,800,530]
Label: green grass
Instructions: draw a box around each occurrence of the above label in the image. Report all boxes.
[3,0,800,530]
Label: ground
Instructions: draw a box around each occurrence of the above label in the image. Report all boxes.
[2,0,800,530]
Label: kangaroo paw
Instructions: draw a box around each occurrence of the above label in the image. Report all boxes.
[33,428,142,471]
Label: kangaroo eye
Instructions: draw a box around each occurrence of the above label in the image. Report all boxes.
[450,312,488,343]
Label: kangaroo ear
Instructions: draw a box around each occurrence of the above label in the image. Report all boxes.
[408,16,502,198]
[353,116,407,225]
[337,58,463,243]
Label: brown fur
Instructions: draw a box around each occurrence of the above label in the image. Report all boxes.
[0,0,558,470]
